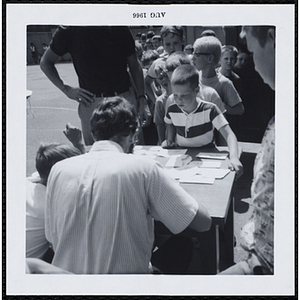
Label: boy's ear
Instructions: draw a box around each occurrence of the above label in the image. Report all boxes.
[195,85,200,94]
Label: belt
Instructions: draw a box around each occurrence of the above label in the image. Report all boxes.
[95,89,129,98]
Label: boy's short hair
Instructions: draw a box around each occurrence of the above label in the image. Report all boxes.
[35,143,81,182]
[90,97,138,141]
[193,36,222,65]
[160,26,184,41]
[171,64,199,89]
[221,45,238,57]
[141,33,147,41]
[141,50,159,67]
[152,35,161,42]
[147,30,155,39]
[184,44,193,51]
[200,29,216,37]
[241,26,275,47]
[165,51,192,72]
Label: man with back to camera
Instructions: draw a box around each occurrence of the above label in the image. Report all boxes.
[45,96,212,274]
[220,25,275,275]
[40,26,148,146]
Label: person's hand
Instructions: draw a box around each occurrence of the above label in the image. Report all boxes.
[26,258,72,274]
[161,140,176,149]
[63,123,86,153]
[62,84,95,106]
[228,157,244,179]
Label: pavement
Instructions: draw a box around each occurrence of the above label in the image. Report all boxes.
[26,63,255,266]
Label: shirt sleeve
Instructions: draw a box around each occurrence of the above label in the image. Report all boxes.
[164,104,174,125]
[49,25,71,56]
[147,162,198,234]
[223,81,242,107]
[210,105,229,130]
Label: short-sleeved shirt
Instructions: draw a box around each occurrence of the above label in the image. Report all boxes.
[50,26,135,94]
[164,97,228,147]
[200,71,242,108]
[153,92,169,124]
[241,117,274,273]
[198,83,226,113]
[26,180,50,259]
[45,140,198,274]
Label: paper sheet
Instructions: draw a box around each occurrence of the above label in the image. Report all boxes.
[165,154,192,168]
[196,152,228,160]
[179,175,215,184]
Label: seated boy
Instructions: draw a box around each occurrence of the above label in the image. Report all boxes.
[217,45,243,96]
[163,64,243,178]
[193,36,244,116]
[26,143,81,260]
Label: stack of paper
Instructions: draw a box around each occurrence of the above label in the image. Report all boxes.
[196,152,228,160]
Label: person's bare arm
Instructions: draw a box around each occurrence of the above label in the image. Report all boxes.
[63,123,86,153]
[127,53,150,125]
[26,258,72,274]
[40,47,94,107]
[188,205,212,232]
[219,124,244,179]
[161,123,176,148]
[224,102,244,115]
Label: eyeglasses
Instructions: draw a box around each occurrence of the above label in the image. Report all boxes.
[193,52,212,57]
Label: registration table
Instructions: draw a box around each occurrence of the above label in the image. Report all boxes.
[135,145,240,274]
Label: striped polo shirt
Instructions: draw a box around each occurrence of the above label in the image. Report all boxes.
[164,97,228,147]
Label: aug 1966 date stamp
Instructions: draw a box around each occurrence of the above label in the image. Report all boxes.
[132,12,166,18]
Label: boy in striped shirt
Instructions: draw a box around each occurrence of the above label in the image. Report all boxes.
[163,64,243,177]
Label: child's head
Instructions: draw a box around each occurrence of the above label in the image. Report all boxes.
[156,45,164,55]
[147,30,155,39]
[154,60,170,90]
[234,48,250,70]
[220,45,238,72]
[171,64,200,113]
[35,143,81,185]
[183,44,193,55]
[160,26,184,55]
[141,50,159,70]
[152,35,162,49]
[145,38,154,50]
[200,29,216,38]
[165,51,192,80]
[192,36,222,70]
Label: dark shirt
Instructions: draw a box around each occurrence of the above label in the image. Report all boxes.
[50,26,135,94]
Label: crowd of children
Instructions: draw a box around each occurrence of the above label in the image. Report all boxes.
[26,25,275,276]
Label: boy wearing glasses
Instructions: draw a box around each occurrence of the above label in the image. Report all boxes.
[163,64,243,178]
[192,36,244,116]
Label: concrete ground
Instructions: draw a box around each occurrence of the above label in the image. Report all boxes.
[26,63,255,266]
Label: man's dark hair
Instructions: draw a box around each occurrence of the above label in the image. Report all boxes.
[35,143,81,184]
[90,97,138,141]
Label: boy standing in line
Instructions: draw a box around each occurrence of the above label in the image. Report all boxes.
[163,64,243,178]
[192,36,244,116]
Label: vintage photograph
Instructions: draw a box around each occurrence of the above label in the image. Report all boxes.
[6,3,295,296]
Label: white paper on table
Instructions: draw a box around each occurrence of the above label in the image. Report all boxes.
[165,166,199,180]
[188,160,222,168]
[196,152,228,160]
[179,175,215,184]
[195,168,231,179]
[165,154,192,168]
